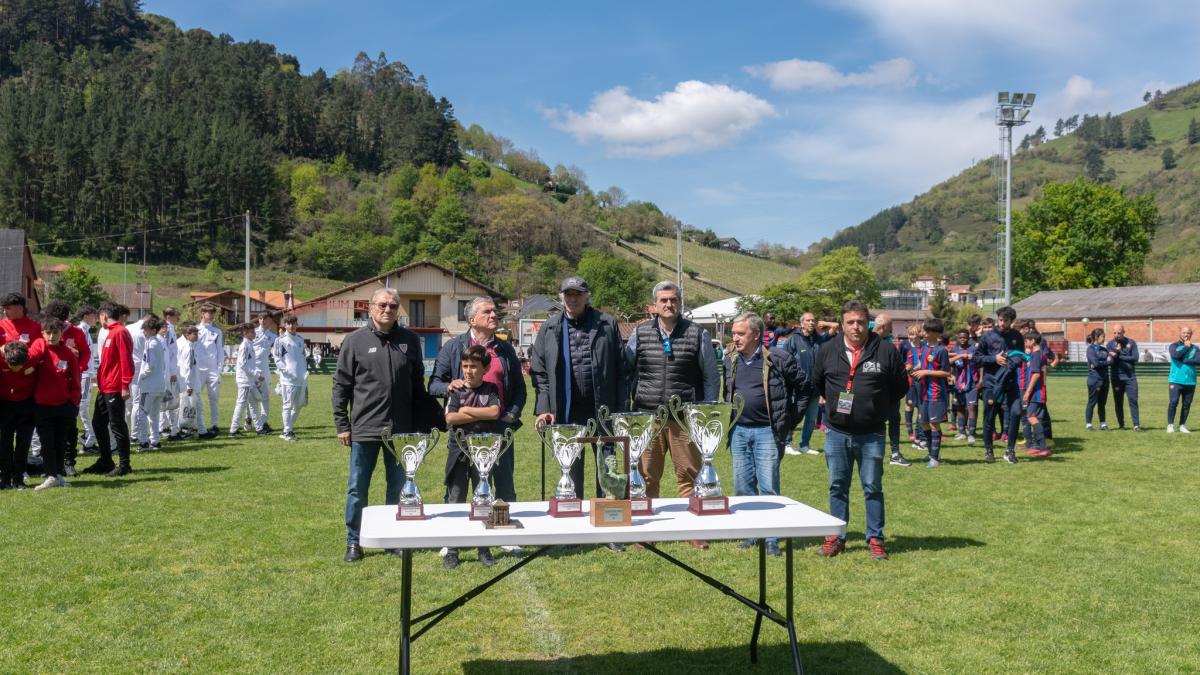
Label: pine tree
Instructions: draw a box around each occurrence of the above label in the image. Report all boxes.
[1188,118,1200,145]
[1054,118,1065,137]
[1162,147,1177,170]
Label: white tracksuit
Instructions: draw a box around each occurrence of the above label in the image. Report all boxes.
[177,337,205,434]
[133,335,166,445]
[230,338,263,433]
[252,327,277,425]
[127,319,146,428]
[159,323,180,434]
[194,321,225,430]
[272,332,308,435]
[77,320,99,448]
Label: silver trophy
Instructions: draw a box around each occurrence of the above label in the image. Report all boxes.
[389,430,441,520]
[454,428,515,520]
[669,394,744,514]
[597,405,668,514]
[540,421,596,517]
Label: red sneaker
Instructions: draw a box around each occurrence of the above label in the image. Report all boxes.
[949,424,958,431]
[868,537,889,560]
[1024,447,1041,455]
[817,536,844,557]
[1033,449,1052,458]
[1000,433,1008,441]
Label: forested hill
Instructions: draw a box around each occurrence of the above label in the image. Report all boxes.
[818,81,1200,287]
[1,0,779,315]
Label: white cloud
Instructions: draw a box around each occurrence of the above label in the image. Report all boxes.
[835,0,1092,56]
[548,81,777,158]
[745,57,915,91]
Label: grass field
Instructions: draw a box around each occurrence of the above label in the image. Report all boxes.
[3,374,1198,673]
[34,254,347,311]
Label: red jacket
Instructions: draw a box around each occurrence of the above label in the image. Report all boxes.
[61,323,92,375]
[34,342,81,407]
[97,321,134,394]
[0,316,45,402]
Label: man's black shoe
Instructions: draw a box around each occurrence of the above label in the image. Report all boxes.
[983,451,995,463]
[198,430,217,440]
[344,544,364,563]
[11,477,27,490]
[1133,426,1145,432]
[605,542,625,552]
[766,541,782,557]
[82,460,115,474]
[106,465,133,477]
[1004,451,1018,464]
[256,428,270,436]
[261,424,274,433]
[64,465,79,478]
[443,549,460,570]
[478,547,496,567]
[0,477,9,490]
[737,538,757,549]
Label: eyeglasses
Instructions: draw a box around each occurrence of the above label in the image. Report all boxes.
[375,302,399,310]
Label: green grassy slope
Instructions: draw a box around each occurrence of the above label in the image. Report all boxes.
[2,374,1197,672]
[35,254,347,310]
[835,81,1200,286]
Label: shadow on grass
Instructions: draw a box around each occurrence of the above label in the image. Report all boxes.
[883,534,986,554]
[135,465,231,475]
[68,476,173,489]
[461,641,902,674]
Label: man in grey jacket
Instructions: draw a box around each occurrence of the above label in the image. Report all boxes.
[530,277,630,501]
[333,288,442,563]
[428,296,526,502]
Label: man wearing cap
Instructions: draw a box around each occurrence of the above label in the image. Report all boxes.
[530,277,630,512]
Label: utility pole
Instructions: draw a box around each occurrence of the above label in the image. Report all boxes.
[117,245,132,304]
[675,224,684,310]
[244,210,251,323]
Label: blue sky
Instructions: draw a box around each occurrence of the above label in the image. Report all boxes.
[144,0,1200,249]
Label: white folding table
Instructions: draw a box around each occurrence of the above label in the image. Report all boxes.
[360,496,846,674]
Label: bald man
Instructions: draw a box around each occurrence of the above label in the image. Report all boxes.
[872,314,911,466]
[1167,326,1198,433]
[1106,324,1142,432]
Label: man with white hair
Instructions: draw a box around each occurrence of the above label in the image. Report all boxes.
[333,287,442,563]
[429,296,526,504]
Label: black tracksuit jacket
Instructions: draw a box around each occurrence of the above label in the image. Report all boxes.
[812,332,908,435]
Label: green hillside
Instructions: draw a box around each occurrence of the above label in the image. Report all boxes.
[618,235,800,300]
[827,81,1200,287]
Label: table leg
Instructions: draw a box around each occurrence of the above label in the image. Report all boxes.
[539,434,546,501]
[786,537,803,675]
[399,549,412,675]
[750,538,766,663]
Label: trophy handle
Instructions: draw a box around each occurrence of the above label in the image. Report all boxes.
[500,427,515,455]
[427,428,441,451]
[595,405,612,437]
[584,418,598,438]
[731,392,746,426]
[651,404,670,440]
[451,428,466,451]
[668,394,685,428]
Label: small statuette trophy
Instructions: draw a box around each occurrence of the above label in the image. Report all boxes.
[589,438,632,527]
[540,421,596,517]
[670,394,744,515]
[387,430,442,520]
[456,428,514,521]
[597,405,667,515]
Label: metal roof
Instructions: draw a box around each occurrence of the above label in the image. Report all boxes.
[1013,283,1200,320]
[0,229,28,297]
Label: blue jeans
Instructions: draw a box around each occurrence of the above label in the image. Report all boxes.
[793,397,820,448]
[731,425,780,545]
[822,428,885,542]
[345,440,403,546]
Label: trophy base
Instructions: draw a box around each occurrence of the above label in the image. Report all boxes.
[589,499,632,527]
[688,494,730,515]
[395,503,425,520]
[630,496,654,515]
[470,503,493,521]
[549,496,585,517]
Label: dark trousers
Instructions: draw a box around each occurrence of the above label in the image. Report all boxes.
[885,401,901,455]
[1112,378,1140,428]
[982,386,1021,453]
[93,392,131,466]
[1,397,35,481]
[490,420,516,502]
[1168,384,1195,426]
[565,402,613,499]
[35,403,77,477]
[445,452,482,504]
[1086,379,1108,425]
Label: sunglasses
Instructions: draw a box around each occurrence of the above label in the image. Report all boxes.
[375,302,399,310]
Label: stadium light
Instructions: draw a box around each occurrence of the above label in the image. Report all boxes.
[995,90,1036,305]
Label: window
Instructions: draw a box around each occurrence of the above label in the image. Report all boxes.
[457,300,469,322]
[409,300,426,328]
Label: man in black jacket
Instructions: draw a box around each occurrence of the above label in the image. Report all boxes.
[333,288,442,563]
[812,300,907,560]
[725,312,806,556]
[429,296,526,503]
[530,277,630,500]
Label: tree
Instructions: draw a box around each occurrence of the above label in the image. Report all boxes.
[48,260,109,310]
[204,259,224,289]
[1128,118,1154,150]
[1082,144,1107,182]
[576,250,651,319]
[1011,178,1158,300]
[1102,114,1124,149]
[928,287,957,333]
[1188,118,1200,145]
[739,246,880,321]
[1162,147,1177,170]
[1053,118,1065,137]
[1143,91,1152,103]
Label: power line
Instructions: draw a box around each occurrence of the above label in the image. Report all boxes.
[0,214,241,251]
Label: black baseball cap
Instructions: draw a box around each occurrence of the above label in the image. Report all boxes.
[560,276,589,293]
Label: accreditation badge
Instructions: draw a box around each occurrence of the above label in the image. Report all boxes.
[836,391,854,414]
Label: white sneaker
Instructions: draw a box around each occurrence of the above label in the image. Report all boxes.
[967,435,976,445]
[34,476,59,491]
[784,445,802,456]
[953,433,966,441]
[1167,424,1175,433]
[802,446,821,455]
[500,545,523,554]
[279,433,298,442]
[1086,423,1093,431]
[438,547,449,557]
[1181,426,1191,433]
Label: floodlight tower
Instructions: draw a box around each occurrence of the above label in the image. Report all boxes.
[996,91,1035,305]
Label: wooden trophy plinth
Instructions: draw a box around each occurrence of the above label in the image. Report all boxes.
[395,502,425,521]
[549,496,584,517]
[589,498,632,527]
[629,496,654,516]
[469,502,493,521]
[688,494,730,515]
